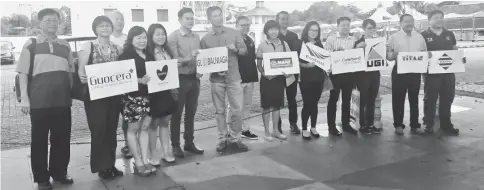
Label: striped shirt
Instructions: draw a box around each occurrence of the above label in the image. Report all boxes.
[324,33,356,52]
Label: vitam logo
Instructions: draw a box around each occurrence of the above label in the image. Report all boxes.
[270,58,293,68]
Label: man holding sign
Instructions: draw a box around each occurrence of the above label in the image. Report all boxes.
[420,10,466,135]
[387,14,428,135]
[201,6,249,153]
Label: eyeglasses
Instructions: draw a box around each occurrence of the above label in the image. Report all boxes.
[43,19,58,24]
[366,27,375,30]
[309,29,319,33]
[97,24,112,29]
[240,24,251,28]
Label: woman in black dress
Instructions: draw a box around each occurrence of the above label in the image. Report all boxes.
[146,23,177,165]
[256,20,291,141]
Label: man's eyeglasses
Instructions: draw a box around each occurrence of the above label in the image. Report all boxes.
[43,19,59,24]
[366,27,375,30]
[240,24,251,28]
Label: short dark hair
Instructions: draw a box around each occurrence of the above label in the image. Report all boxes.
[92,16,113,36]
[263,20,279,37]
[38,8,60,21]
[428,10,444,20]
[124,26,147,52]
[206,6,222,20]
[236,16,249,25]
[178,7,194,19]
[400,14,413,22]
[337,17,351,25]
[362,19,376,29]
[276,11,289,21]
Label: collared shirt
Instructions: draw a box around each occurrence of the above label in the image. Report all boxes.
[110,34,127,48]
[168,28,201,75]
[324,33,356,51]
[237,35,258,83]
[200,26,247,83]
[15,34,74,109]
[387,30,427,53]
[421,28,456,51]
[278,29,300,53]
[256,39,290,61]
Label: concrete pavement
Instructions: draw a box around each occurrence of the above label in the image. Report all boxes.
[2,92,484,190]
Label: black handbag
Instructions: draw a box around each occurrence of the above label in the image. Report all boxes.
[14,38,36,102]
[71,42,93,101]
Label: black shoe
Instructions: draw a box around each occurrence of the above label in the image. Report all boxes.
[110,166,124,177]
[343,125,358,135]
[423,125,434,134]
[98,169,115,180]
[53,175,74,185]
[369,126,383,134]
[216,141,228,152]
[242,130,259,140]
[328,126,342,136]
[359,126,372,135]
[441,124,459,136]
[173,146,185,158]
[229,141,249,152]
[37,181,52,190]
[184,143,204,155]
[121,146,133,159]
[309,128,320,138]
[290,124,301,135]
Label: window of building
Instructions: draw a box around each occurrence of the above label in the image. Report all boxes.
[104,8,117,16]
[157,9,169,22]
[131,9,144,22]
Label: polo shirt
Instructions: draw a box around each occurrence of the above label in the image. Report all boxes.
[387,30,427,53]
[110,34,127,48]
[16,34,74,109]
[200,26,247,83]
[324,32,356,51]
[278,30,300,53]
[237,35,258,83]
[256,39,291,63]
[420,28,456,51]
[167,29,201,76]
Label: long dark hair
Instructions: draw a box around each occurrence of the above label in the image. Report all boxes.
[301,21,323,47]
[123,26,147,53]
[147,23,173,59]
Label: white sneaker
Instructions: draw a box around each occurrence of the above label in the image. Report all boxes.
[272,132,287,140]
[264,135,274,142]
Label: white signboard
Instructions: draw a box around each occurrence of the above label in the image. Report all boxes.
[263,51,300,76]
[145,60,179,93]
[196,47,228,74]
[299,42,331,71]
[86,59,138,100]
[428,50,465,74]
[397,52,429,74]
[365,38,389,71]
[330,48,366,75]
[350,89,360,129]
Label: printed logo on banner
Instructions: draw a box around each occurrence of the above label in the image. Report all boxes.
[197,56,228,67]
[305,44,330,59]
[438,53,453,70]
[89,69,134,89]
[270,58,293,68]
[156,65,168,81]
[402,55,424,61]
[366,42,387,68]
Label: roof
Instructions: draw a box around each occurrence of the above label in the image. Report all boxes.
[440,3,484,15]
[369,7,399,23]
[243,7,275,16]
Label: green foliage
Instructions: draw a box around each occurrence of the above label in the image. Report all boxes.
[1,6,71,36]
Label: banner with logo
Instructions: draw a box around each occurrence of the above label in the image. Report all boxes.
[428,50,464,74]
[196,47,228,74]
[397,52,429,74]
[145,60,179,93]
[365,38,389,71]
[330,48,366,75]
[85,59,138,100]
[299,42,331,71]
[263,51,300,76]
[350,88,360,129]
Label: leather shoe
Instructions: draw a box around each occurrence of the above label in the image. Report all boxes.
[184,143,204,155]
[37,181,52,190]
[53,175,74,184]
[172,146,185,158]
[110,166,124,177]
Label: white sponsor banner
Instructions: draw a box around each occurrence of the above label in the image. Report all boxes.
[350,89,360,129]
[397,52,429,74]
[263,51,300,76]
[299,42,331,71]
[145,60,179,93]
[365,38,390,71]
[196,47,228,74]
[86,59,138,100]
[428,50,465,74]
[330,48,366,75]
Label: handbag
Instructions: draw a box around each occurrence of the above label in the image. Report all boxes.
[14,38,36,102]
[71,42,94,101]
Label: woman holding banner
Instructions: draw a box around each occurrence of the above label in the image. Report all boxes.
[77,16,124,180]
[256,20,290,141]
[146,23,177,165]
[118,26,155,177]
[297,21,327,140]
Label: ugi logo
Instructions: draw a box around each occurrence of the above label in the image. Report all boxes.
[366,41,388,67]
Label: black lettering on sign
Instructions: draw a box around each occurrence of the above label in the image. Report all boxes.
[367,59,387,67]
[402,55,424,61]
[199,56,228,67]
[89,72,133,86]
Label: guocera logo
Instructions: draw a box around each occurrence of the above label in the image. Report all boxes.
[89,69,134,86]
[197,56,228,67]
[270,58,293,68]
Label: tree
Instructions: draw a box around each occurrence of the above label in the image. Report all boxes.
[289,10,307,26]
[1,17,10,36]
[389,1,439,16]
[225,4,248,24]
[30,11,39,28]
[437,1,460,7]
[302,1,363,24]
[9,14,30,28]
[57,6,72,35]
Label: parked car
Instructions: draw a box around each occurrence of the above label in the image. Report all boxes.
[1,41,16,65]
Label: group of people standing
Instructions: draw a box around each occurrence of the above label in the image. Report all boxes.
[16,6,463,190]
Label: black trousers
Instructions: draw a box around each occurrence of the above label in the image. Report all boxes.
[327,73,355,127]
[278,75,298,128]
[423,73,455,128]
[84,96,121,173]
[391,67,421,129]
[354,71,381,127]
[170,76,200,147]
[300,82,324,130]
[30,107,71,183]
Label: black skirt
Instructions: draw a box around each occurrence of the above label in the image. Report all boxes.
[260,76,285,109]
[149,90,177,118]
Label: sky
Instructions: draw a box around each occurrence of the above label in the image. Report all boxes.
[231,1,395,13]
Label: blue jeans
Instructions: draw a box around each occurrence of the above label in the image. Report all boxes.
[211,81,243,143]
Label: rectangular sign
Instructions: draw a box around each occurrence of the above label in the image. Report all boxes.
[145,59,180,93]
[299,42,331,71]
[263,51,300,76]
[86,59,138,100]
[365,37,389,71]
[350,88,360,129]
[196,47,228,74]
[428,50,465,74]
[397,52,429,74]
[330,48,366,75]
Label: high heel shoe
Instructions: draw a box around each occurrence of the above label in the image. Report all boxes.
[145,163,157,174]
[133,164,151,177]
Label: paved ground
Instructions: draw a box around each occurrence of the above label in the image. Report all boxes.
[2,92,484,190]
